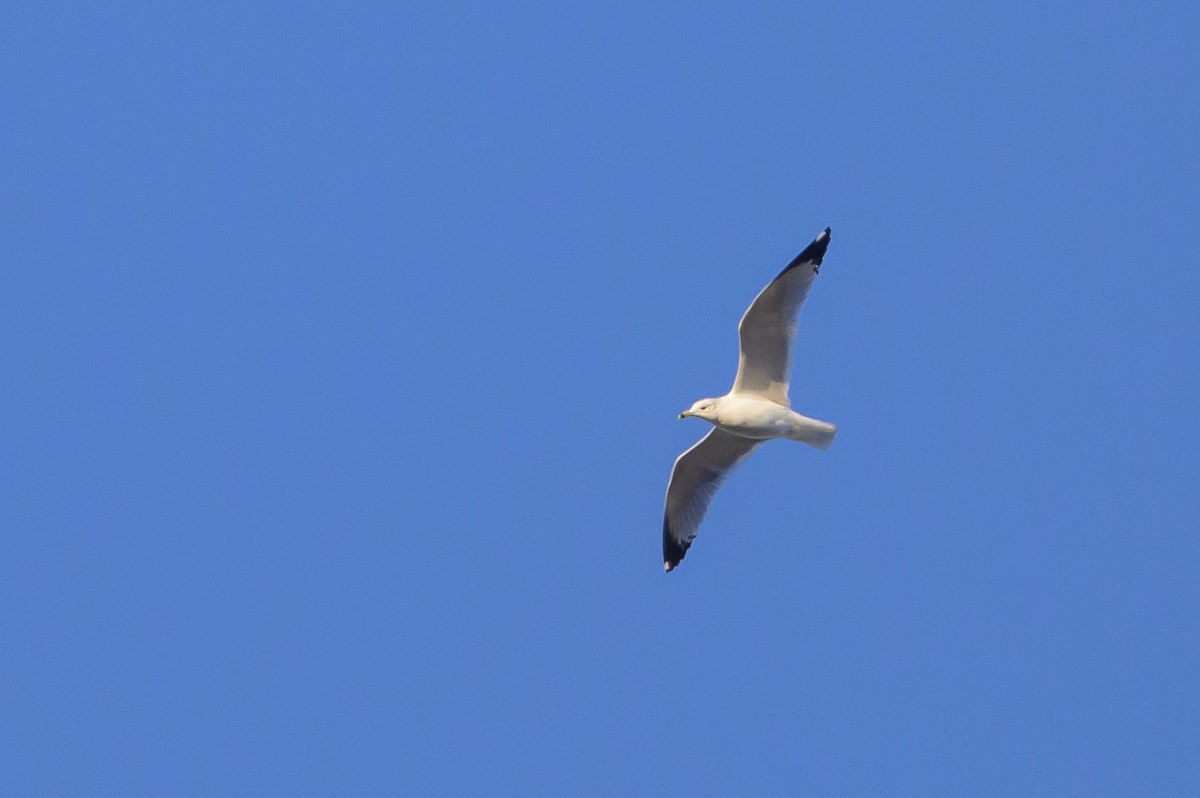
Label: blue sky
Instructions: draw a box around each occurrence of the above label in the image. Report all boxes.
[3,1,1199,794]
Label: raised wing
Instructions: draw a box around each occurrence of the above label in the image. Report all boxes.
[663,428,762,571]
[731,228,831,406]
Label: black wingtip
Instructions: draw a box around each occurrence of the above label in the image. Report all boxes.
[778,226,832,277]
[663,518,688,573]
[806,227,832,264]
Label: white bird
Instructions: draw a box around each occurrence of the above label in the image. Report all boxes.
[663,227,837,572]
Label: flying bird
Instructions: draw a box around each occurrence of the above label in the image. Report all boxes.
[663,227,837,572]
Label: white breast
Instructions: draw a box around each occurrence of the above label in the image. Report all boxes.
[711,395,796,439]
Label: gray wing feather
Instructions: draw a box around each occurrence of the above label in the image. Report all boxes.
[662,428,762,571]
[731,228,831,405]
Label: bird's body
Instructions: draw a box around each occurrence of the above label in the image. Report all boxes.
[681,393,836,446]
[662,227,837,572]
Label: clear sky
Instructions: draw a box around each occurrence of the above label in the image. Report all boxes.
[3,1,1199,794]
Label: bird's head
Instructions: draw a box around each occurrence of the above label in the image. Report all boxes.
[679,398,719,421]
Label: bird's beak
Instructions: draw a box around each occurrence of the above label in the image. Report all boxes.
[678,411,690,419]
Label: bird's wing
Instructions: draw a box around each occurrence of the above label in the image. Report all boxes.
[731,228,831,406]
[663,428,762,571]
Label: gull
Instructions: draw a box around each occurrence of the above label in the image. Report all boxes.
[663,227,837,572]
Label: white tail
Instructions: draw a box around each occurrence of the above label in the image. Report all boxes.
[788,415,838,450]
